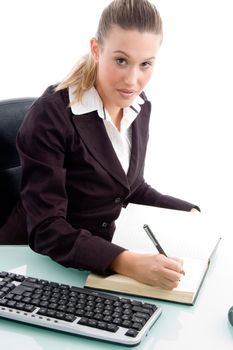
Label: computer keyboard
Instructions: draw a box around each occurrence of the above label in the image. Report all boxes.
[0,271,162,346]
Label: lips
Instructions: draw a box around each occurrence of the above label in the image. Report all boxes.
[117,89,136,98]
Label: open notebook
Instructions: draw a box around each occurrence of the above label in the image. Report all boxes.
[85,204,221,305]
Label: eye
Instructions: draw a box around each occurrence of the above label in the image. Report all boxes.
[141,61,153,69]
[115,58,127,66]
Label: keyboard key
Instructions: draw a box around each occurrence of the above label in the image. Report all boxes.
[78,317,89,326]
[132,305,153,316]
[37,307,47,316]
[122,320,132,328]
[15,302,26,310]
[125,329,139,337]
[75,309,85,317]
[132,322,143,331]
[47,309,56,317]
[113,317,122,325]
[103,315,112,322]
[106,323,119,333]
[134,312,150,320]
[25,277,38,283]
[6,300,17,308]
[15,275,25,282]
[132,316,146,325]
[55,311,65,320]
[87,319,97,328]
[66,307,76,314]
[97,321,107,330]
[24,304,36,312]
[64,314,76,322]
[0,271,8,278]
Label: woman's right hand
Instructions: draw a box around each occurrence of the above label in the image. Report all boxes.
[110,250,184,290]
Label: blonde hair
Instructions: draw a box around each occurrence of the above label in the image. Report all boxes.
[56,0,163,102]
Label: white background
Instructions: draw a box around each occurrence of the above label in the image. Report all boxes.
[1,0,233,228]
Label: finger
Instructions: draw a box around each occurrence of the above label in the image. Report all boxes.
[164,256,184,273]
[169,257,185,275]
[159,276,180,290]
[163,268,182,283]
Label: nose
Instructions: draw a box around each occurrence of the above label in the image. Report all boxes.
[123,66,140,87]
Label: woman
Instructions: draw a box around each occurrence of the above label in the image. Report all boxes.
[4,0,199,289]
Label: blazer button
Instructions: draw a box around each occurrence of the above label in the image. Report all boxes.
[114,197,121,204]
[101,222,108,228]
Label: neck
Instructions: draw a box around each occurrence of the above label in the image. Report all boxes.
[106,108,123,131]
[95,84,123,130]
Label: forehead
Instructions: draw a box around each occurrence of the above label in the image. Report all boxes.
[102,25,161,59]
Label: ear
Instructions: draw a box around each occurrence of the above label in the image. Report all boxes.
[90,37,100,62]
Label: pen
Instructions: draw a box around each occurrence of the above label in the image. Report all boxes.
[143,224,167,256]
[143,224,185,276]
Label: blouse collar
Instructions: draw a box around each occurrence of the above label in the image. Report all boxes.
[68,85,145,120]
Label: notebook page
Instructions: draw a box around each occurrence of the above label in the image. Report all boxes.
[114,204,221,261]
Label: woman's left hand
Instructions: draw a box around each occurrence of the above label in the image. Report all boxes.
[190,208,199,213]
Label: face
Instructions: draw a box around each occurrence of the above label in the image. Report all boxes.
[90,25,162,117]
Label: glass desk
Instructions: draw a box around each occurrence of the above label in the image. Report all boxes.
[0,222,233,349]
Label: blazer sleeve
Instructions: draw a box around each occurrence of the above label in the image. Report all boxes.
[124,97,200,211]
[125,179,200,211]
[17,96,125,274]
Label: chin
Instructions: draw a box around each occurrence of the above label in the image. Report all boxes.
[116,97,135,109]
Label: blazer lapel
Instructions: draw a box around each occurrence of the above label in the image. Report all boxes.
[72,112,129,189]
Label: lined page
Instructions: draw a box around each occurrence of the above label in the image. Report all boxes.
[113,204,221,261]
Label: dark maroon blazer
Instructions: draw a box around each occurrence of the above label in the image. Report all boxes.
[8,86,197,274]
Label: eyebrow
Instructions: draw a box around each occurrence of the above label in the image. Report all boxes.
[112,50,155,61]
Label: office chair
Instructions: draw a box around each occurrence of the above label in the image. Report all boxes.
[0,97,36,243]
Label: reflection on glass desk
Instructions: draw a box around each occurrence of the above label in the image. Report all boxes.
[0,242,232,350]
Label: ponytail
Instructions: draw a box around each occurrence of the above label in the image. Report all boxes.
[55,53,97,103]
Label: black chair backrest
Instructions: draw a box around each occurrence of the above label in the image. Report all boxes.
[0,98,36,226]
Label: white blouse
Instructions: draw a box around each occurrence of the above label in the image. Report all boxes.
[69,86,145,174]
